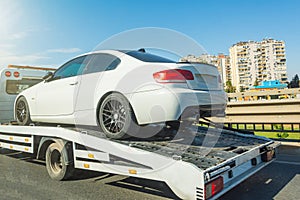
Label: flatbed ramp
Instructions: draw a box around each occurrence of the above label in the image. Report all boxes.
[119,127,270,170]
[0,125,278,199]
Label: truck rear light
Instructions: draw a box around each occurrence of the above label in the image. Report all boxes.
[153,69,194,83]
[205,176,224,199]
[14,71,20,78]
[5,71,11,77]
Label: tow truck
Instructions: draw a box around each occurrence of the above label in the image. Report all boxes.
[0,117,279,200]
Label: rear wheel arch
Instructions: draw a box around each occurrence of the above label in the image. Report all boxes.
[36,138,56,160]
[96,91,138,126]
[96,92,139,139]
[36,137,73,163]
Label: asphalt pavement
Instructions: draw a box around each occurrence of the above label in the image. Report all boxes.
[221,144,300,200]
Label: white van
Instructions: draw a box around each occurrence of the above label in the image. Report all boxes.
[0,65,55,123]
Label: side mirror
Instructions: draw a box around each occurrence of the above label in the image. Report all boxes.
[43,72,54,82]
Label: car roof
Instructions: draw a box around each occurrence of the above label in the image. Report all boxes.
[74,49,151,58]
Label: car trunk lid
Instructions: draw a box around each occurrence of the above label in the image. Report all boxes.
[176,62,222,91]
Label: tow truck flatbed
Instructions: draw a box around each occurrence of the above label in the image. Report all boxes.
[0,124,279,199]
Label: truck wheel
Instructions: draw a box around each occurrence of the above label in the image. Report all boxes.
[15,96,32,125]
[45,142,74,181]
[98,93,137,139]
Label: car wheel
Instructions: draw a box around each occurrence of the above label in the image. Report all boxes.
[98,93,137,139]
[15,96,32,125]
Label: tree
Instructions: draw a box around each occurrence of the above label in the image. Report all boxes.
[289,74,299,88]
[225,81,236,93]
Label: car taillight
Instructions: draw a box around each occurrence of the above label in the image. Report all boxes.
[14,71,20,78]
[205,176,224,199]
[153,69,194,83]
[5,71,11,77]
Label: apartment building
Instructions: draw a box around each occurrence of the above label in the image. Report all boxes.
[230,39,288,91]
[180,53,231,85]
[217,54,232,86]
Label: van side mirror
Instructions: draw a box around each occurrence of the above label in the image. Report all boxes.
[43,72,54,82]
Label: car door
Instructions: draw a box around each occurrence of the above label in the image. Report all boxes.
[72,53,121,125]
[35,55,89,116]
[75,53,121,111]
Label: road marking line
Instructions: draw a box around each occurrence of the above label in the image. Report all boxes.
[265,179,272,184]
[274,160,300,166]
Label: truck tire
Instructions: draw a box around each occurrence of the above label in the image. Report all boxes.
[45,142,74,181]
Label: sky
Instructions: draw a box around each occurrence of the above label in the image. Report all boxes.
[0,0,299,80]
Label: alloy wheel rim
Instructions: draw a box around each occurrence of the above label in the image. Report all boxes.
[102,99,126,134]
[16,101,27,122]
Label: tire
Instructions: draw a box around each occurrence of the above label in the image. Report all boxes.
[45,142,74,181]
[98,93,137,139]
[15,96,32,125]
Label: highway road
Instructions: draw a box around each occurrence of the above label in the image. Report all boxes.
[0,145,299,200]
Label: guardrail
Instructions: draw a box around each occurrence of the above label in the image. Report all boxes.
[224,94,300,133]
[225,99,300,124]
[224,123,300,133]
[227,88,300,102]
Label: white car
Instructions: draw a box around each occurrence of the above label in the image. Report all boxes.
[15,49,226,139]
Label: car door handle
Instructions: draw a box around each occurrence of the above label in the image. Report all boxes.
[70,82,78,86]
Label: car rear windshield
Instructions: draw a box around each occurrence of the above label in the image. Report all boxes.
[121,50,176,63]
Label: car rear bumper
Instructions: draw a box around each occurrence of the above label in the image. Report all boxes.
[128,87,227,125]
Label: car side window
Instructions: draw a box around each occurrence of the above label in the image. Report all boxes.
[53,56,89,80]
[83,53,121,74]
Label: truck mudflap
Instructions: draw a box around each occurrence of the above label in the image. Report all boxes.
[202,141,280,200]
